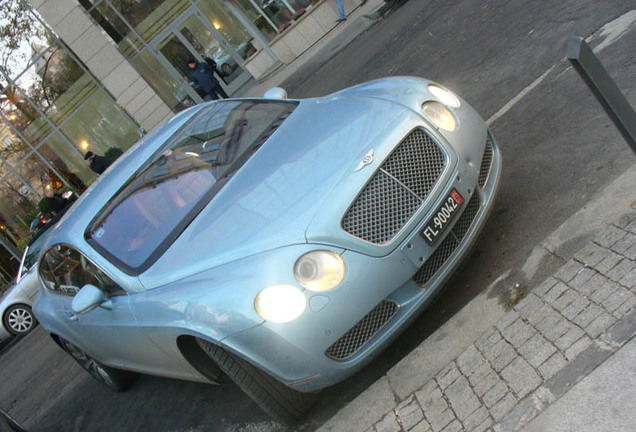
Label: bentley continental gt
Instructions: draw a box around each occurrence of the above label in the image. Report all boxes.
[33,77,501,423]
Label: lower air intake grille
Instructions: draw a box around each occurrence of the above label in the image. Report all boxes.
[413,193,481,287]
[478,133,494,189]
[325,300,400,361]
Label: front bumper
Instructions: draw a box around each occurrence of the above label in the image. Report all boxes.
[222,131,502,392]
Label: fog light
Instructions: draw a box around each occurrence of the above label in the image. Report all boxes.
[255,285,306,323]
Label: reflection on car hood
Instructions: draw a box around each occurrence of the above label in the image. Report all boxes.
[142,96,410,287]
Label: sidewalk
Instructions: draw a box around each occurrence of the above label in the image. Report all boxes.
[316,177,636,432]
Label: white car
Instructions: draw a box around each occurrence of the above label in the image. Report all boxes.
[0,226,51,338]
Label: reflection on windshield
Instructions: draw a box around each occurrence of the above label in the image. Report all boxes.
[88,100,297,272]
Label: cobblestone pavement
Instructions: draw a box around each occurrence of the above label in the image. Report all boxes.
[367,211,636,432]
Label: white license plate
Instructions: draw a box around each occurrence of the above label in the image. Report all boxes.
[421,189,464,245]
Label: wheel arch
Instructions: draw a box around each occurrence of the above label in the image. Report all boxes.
[176,335,230,384]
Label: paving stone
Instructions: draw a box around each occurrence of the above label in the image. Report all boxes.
[462,406,490,431]
[489,393,517,422]
[538,351,568,380]
[626,218,636,234]
[568,267,596,291]
[436,362,461,390]
[445,376,481,420]
[514,294,543,320]
[554,261,584,284]
[500,318,537,349]
[440,419,463,432]
[613,212,636,230]
[622,242,636,260]
[593,250,624,274]
[469,367,502,398]
[574,243,611,268]
[500,357,542,399]
[619,267,636,290]
[554,325,585,351]
[589,279,620,304]
[599,287,634,315]
[564,335,592,360]
[551,288,580,312]
[573,303,604,328]
[575,272,610,296]
[610,232,636,255]
[485,339,518,372]
[416,381,447,413]
[376,411,401,432]
[457,345,483,377]
[594,225,627,248]
[495,310,519,332]
[475,327,502,353]
[408,420,433,432]
[531,306,570,342]
[613,297,636,318]
[543,282,568,303]
[534,277,559,297]
[560,295,590,321]
[584,313,617,339]
[425,408,456,432]
[517,333,557,368]
[472,416,495,432]
[482,381,510,409]
[607,259,636,283]
[396,397,425,431]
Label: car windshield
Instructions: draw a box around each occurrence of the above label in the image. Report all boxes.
[87,100,297,272]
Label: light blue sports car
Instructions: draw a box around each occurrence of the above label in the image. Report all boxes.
[33,77,501,423]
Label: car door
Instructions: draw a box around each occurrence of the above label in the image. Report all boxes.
[39,244,188,375]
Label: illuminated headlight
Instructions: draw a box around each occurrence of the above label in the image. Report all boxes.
[255,285,306,323]
[428,84,461,107]
[294,250,346,292]
[422,101,457,131]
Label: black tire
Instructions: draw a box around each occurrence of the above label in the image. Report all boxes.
[197,339,317,424]
[58,337,135,392]
[3,304,37,336]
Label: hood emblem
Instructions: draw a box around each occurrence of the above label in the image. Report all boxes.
[354,149,375,172]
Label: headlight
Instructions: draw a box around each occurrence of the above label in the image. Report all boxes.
[422,101,457,131]
[294,250,345,292]
[255,285,306,323]
[428,84,461,107]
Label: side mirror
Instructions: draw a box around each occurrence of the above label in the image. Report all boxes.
[72,284,112,314]
[264,87,288,99]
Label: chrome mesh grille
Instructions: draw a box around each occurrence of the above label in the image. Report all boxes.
[478,133,494,189]
[413,193,481,287]
[325,300,400,361]
[342,129,446,244]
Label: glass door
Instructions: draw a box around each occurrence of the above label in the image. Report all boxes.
[152,6,252,106]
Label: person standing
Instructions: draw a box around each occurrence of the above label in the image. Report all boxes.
[335,0,347,22]
[187,58,229,101]
[84,151,112,175]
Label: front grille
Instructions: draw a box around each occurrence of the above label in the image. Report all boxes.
[478,133,494,189]
[325,300,400,361]
[342,129,446,244]
[413,193,481,287]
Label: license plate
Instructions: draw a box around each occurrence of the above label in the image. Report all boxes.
[421,189,464,245]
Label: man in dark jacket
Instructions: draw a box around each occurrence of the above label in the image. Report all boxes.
[187,58,229,101]
[84,151,112,175]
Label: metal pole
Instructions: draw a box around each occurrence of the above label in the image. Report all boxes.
[567,36,636,153]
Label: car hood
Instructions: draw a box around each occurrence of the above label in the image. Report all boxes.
[141,95,418,287]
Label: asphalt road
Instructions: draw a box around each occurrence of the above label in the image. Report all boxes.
[1,1,635,431]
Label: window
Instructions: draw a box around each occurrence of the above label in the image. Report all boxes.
[39,244,123,296]
[87,100,297,272]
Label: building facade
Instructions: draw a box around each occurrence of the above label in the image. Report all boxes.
[0,0,356,283]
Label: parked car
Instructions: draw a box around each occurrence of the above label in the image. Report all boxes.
[1,208,68,339]
[33,77,501,423]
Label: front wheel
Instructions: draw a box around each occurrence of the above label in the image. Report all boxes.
[58,337,135,391]
[3,304,37,336]
[197,339,317,424]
